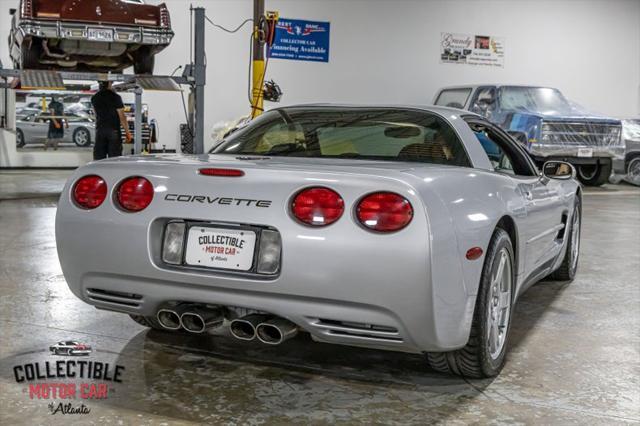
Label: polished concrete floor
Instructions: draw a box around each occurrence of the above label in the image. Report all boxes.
[0,169,638,425]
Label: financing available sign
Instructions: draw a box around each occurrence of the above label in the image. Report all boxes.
[440,32,505,67]
[269,18,330,62]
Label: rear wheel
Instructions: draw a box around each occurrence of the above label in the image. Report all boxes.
[73,127,91,147]
[133,49,155,74]
[577,162,611,186]
[16,129,25,148]
[426,228,515,378]
[550,197,581,281]
[626,157,640,186]
[20,40,41,70]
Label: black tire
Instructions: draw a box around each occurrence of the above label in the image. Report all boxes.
[626,156,640,186]
[551,197,581,281]
[577,162,611,186]
[16,129,25,148]
[133,49,155,74]
[426,228,515,378]
[20,40,41,70]
[73,127,91,147]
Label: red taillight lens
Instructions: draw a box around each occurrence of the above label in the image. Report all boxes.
[292,187,344,226]
[116,177,154,212]
[159,5,171,28]
[73,175,107,209]
[21,0,33,18]
[198,168,244,177]
[356,192,413,232]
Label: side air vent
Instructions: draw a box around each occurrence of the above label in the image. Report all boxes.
[86,288,143,308]
[308,318,403,343]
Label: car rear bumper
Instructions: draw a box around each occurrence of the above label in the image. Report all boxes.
[56,194,474,355]
[18,19,173,45]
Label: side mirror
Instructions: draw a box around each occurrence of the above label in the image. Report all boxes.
[542,161,575,182]
[9,8,16,15]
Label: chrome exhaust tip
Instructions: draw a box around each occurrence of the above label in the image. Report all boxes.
[256,318,298,345]
[229,314,270,341]
[180,306,224,333]
[156,308,182,330]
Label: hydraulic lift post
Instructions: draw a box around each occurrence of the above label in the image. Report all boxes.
[250,0,265,118]
[134,87,143,154]
[191,7,206,155]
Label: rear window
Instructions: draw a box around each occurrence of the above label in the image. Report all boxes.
[434,88,472,109]
[212,108,471,167]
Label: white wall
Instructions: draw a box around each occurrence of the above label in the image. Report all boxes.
[1,0,639,155]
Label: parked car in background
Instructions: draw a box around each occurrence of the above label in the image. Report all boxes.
[16,111,95,148]
[433,85,625,186]
[66,100,95,117]
[8,0,173,74]
[16,103,43,119]
[622,119,640,186]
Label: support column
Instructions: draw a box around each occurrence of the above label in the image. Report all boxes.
[250,0,265,118]
[134,87,142,155]
[192,7,206,154]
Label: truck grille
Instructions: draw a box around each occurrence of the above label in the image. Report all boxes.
[540,121,622,147]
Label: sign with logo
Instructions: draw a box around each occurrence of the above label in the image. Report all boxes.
[8,340,127,416]
[440,32,505,67]
[269,18,330,62]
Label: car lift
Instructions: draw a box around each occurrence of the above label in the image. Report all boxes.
[0,7,208,155]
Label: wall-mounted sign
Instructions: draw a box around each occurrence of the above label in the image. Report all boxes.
[440,32,504,67]
[269,18,330,63]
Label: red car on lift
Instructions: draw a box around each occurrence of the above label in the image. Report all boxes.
[8,0,173,74]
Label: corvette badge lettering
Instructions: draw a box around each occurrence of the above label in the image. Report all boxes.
[164,194,272,208]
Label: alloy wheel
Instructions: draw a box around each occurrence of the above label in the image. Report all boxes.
[75,129,89,146]
[628,158,640,186]
[487,248,512,360]
[570,209,581,272]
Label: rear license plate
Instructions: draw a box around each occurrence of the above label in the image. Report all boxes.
[184,226,256,271]
[577,148,593,157]
[88,28,114,42]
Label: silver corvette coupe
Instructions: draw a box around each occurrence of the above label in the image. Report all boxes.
[56,105,582,378]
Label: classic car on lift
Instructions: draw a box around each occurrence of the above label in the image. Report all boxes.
[433,85,625,186]
[56,105,582,378]
[8,0,173,74]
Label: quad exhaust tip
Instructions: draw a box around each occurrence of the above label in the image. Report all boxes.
[229,314,270,341]
[180,306,224,333]
[256,318,298,345]
[156,304,224,333]
[156,308,182,330]
[157,305,298,343]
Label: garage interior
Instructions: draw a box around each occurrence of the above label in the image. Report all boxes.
[0,0,639,424]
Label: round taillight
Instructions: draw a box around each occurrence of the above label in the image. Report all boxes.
[291,187,344,226]
[356,192,413,232]
[116,177,154,212]
[72,175,107,209]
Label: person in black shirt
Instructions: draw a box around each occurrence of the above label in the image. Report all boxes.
[44,96,67,151]
[91,81,132,160]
